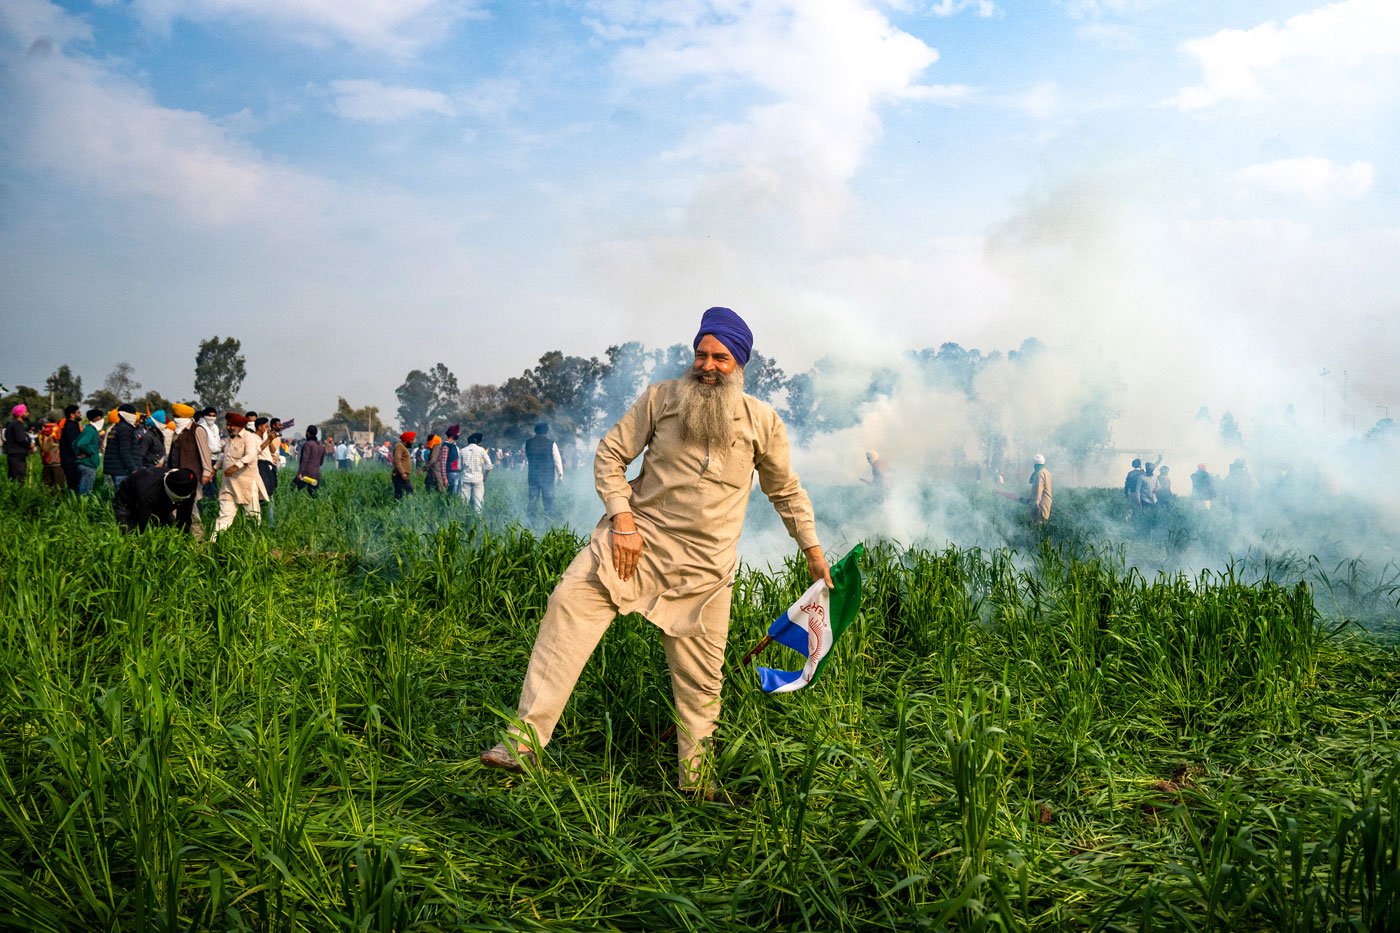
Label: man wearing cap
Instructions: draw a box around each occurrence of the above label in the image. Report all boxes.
[102,403,140,492]
[481,306,830,796]
[212,412,265,535]
[113,467,199,533]
[4,404,34,483]
[392,432,415,500]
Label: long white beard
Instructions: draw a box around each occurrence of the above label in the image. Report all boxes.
[677,366,744,447]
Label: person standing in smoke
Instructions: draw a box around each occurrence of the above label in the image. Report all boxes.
[480,306,828,799]
[525,422,564,527]
[1221,458,1258,511]
[460,432,493,513]
[864,450,888,499]
[1191,463,1216,510]
[1029,454,1052,525]
[1156,465,1174,507]
[1124,458,1145,510]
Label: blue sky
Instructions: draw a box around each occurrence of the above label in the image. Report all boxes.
[1,0,1397,436]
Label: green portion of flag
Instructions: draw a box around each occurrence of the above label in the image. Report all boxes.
[810,542,864,686]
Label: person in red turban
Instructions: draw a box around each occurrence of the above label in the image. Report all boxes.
[393,432,416,500]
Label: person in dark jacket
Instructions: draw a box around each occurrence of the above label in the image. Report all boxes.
[103,403,140,491]
[525,422,563,526]
[113,467,199,533]
[58,404,82,492]
[137,411,168,469]
[294,425,329,496]
[3,404,33,483]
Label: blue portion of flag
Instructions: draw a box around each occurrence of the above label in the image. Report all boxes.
[767,609,810,653]
[757,665,804,693]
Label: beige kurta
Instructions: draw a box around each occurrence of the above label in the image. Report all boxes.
[570,378,820,637]
[506,378,821,782]
[1030,467,1052,522]
[218,428,266,510]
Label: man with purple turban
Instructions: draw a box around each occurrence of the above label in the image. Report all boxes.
[481,306,830,798]
[4,404,34,483]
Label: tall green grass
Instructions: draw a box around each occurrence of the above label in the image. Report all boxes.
[0,471,1395,930]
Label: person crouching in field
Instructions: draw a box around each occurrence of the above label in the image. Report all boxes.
[113,467,198,533]
[480,306,830,798]
[213,412,265,536]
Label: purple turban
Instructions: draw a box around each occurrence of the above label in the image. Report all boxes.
[693,306,753,367]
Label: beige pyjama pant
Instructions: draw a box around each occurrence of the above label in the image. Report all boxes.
[509,560,728,787]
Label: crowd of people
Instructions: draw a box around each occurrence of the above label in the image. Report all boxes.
[1122,454,1258,514]
[2,398,577,532]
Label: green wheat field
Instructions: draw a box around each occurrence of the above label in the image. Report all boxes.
[0,470,1396,931]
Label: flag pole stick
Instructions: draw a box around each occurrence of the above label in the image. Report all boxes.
[739,635,773,668]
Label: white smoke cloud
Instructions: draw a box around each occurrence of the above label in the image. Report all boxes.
[1236,157,1375,202]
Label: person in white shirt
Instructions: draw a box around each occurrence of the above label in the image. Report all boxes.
[335,439,351,470]
[459,432,494,513]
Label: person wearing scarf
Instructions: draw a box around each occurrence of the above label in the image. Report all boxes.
[393,432,416,500]
[138,410,167,469]
[212,412,265,536]
[101,403,140,492]
[166,403,214,505]
[480,306,829,798]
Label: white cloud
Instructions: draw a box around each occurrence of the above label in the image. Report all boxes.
[3,35,288,225]
[593,0,943,238]
[130,0,482,54]
[928,0,995,17]
[1173,0,1400,110]
[1236,157,1375,201]
[1017,81,1062,120]
[330,79,456,122]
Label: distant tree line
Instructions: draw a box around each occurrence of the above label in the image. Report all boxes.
[0,337,246,421]
[381,337,1124,471]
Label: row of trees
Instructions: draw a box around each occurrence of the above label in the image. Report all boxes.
[0,338,247,420]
